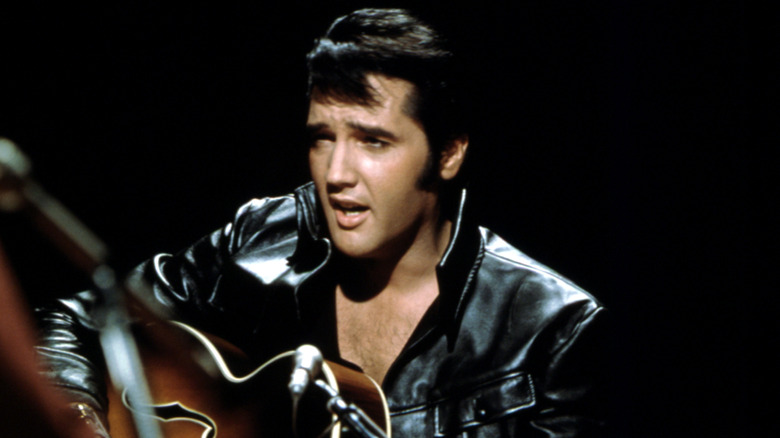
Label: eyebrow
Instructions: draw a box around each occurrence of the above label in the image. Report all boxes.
[305,123,330,137]
[347,121,399,141]
[304,122,399,142]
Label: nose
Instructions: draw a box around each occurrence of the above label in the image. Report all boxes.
[325,142,358,191]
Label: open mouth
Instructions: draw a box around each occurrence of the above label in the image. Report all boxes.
[330,199,369,228]
[338,205,369,216]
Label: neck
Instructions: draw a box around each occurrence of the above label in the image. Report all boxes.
[337,218,452,301]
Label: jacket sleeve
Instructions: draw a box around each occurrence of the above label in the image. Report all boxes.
[528,304,610,437]
[34,198,270,416]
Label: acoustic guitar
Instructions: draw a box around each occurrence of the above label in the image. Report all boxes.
[107,321,391,438]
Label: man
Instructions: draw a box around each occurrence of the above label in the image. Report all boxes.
[36,8,607,437]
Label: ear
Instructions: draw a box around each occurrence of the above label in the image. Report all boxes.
[439,135,469,181]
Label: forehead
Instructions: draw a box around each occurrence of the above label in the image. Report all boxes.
[307,74,416,122]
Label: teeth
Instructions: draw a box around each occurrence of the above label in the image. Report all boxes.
[344,210,362,216]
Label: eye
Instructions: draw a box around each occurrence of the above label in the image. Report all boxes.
[362,136,389,149]
[308,134,334,149]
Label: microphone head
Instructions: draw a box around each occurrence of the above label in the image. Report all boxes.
[289,344,323,399]
[294,344,323,376]
[0,138,31,178]
[0,138,31,211]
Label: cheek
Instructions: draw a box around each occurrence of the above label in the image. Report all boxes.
[308,151,325,182]
[371,163,429,211]
[308,153,330,206]
[378,151,429,192]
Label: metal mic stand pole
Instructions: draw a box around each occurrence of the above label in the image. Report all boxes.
[0,138,162,438]
[314,379,388,438]
[91,264,163,438]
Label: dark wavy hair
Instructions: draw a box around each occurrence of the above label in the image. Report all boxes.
[306,8,468,185]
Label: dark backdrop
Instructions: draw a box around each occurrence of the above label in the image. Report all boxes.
[0,1,763,437]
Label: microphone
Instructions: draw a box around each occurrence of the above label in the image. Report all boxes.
[288,344,323,400]
[1,138,164,437]
[0,138,108,272]
[0,137,31,211]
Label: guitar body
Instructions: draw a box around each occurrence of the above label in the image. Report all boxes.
[107,322,390,438]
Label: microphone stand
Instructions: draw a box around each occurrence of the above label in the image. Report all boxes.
[0,138,162,438]
[313,379,388,438]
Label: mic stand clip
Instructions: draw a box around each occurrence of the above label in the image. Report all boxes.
[313,379,388,438]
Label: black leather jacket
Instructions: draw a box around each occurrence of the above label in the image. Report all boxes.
[36,182,608,437]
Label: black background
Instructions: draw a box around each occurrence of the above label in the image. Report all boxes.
[0,1,764,436]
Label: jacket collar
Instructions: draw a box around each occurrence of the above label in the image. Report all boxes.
[292,182,323,259]
[291,182,483,338]
[434,188,483,340]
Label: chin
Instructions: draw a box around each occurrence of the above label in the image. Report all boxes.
[331,234,381,260]
[333,240,373,259]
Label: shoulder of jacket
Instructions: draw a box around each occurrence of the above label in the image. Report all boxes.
[223,193,299,250]
[478,227,602,309]
[236,193,296,218]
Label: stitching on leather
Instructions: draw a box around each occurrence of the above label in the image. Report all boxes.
[431,373,537,435]
[390,370,532,417]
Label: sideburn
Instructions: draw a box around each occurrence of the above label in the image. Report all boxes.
[415,146,439,190]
